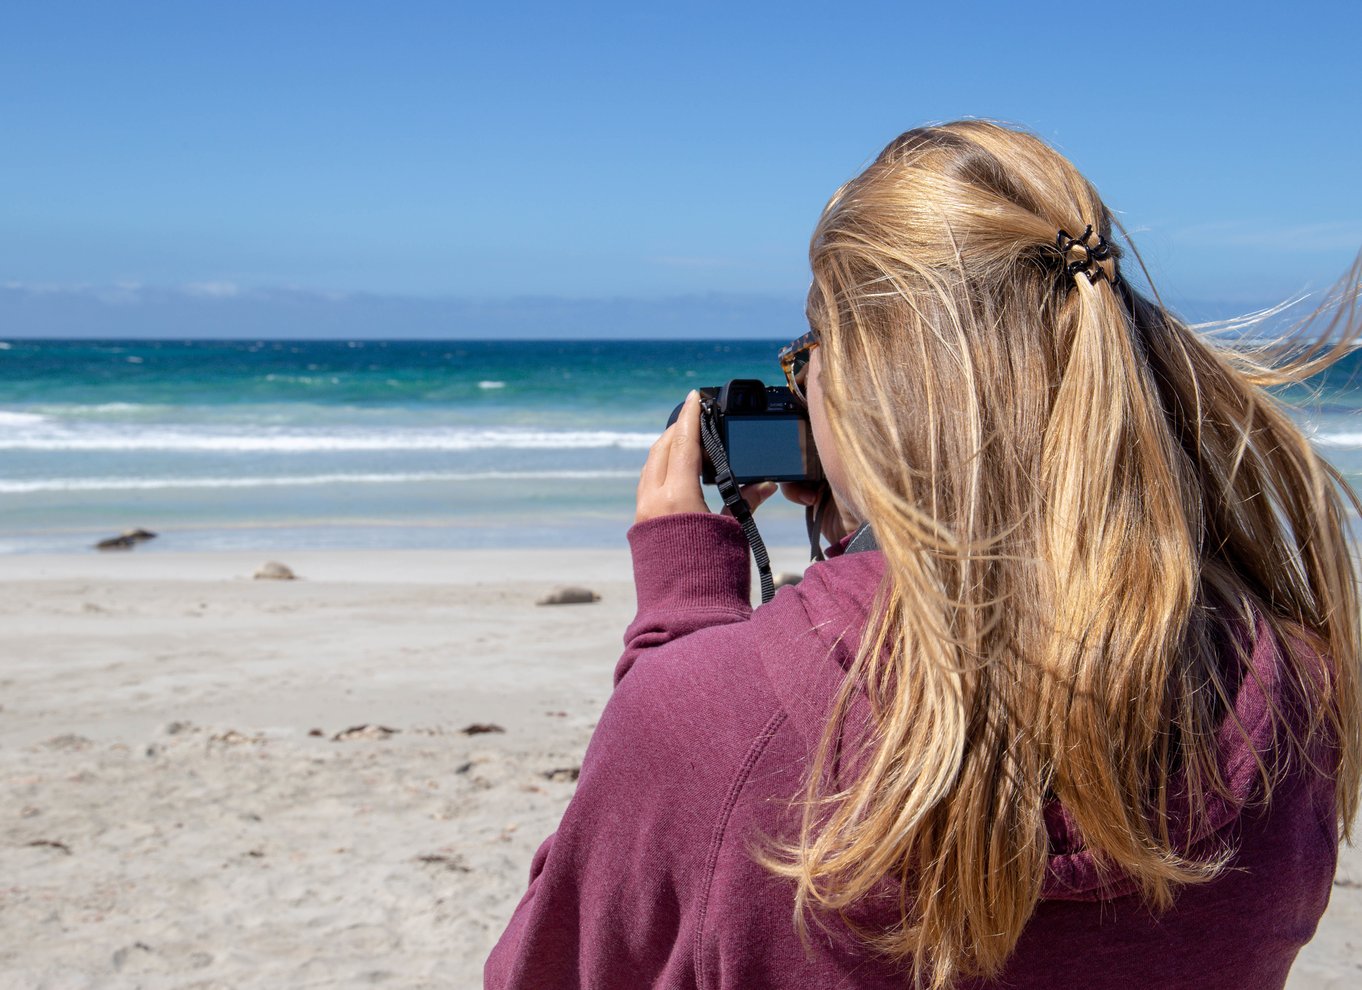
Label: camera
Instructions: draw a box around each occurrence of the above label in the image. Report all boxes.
[667,379,823,485]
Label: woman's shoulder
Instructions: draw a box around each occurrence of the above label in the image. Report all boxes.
[599,544,884,799]
[747,548,886,743]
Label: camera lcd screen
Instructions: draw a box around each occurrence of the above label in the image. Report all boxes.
[723,415,815,482]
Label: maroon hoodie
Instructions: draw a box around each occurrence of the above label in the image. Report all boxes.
[486,513,1338,989]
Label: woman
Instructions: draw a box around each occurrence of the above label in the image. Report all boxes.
[486,121,1361,988]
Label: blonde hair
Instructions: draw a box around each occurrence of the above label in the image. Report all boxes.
[765,121,1362,987]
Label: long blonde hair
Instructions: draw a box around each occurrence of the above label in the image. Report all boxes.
[766,121,1362,987]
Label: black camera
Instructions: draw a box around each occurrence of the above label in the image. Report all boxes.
[667,379,823,485]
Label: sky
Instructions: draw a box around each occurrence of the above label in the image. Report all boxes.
[2,0,1360,338]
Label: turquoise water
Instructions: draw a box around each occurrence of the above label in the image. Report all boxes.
[0,339,814,552]
[2,338,1361,553]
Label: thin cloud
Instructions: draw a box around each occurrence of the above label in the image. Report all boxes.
[0,280,358,305]
[1,280,145,304]
[3,280,95,296]
[181,280,242,299]
[95,281,144,305]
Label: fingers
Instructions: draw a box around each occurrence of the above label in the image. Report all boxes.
[731,482,777,515]
[635,391,709,524]
[669,389,703,481]
[639,425,673,494]
[779,481,823,507]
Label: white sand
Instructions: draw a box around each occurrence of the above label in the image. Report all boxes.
[0,549,1357,989]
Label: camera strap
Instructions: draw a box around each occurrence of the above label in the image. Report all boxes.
[698,402,776,604]
[806,486,832,562]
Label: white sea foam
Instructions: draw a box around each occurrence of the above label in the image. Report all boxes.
[478,380,506,389]
[0,342,12,350]
[0,469,637,494]
[29,402,153,417]
[0,411,49,427]
[0,426,655,453]
[86,402,153,414]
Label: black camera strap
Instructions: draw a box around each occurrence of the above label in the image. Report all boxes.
[806,486,833,563]
[698,402,776,605]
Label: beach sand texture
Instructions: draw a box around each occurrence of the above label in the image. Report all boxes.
[0,550,1358,989]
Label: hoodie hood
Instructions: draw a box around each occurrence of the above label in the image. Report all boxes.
[752,548,1314,902]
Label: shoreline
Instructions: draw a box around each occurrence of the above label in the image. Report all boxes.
[0,544,817,587]
[0,546,642,585]
[0,496,816,558]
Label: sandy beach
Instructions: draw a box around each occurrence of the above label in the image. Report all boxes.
[1,548,1358,989]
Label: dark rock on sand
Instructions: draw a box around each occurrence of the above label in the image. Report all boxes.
[254,561,297,581]
[26,838,73,855]
[95,535,138,551]
[460,723,505,736]
[26,839,72,855]
[415,852,472,873]
[536,586,601,605]
[332,724,399,741]
[122,528,157,542]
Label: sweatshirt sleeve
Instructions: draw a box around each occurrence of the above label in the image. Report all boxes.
[616,512,753,683]
[484,512,764,989]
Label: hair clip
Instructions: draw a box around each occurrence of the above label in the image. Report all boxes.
[1056,225,1120,286]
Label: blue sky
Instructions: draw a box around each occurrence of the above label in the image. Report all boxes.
[2,1,1360,337]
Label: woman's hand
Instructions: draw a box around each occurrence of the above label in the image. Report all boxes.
[635,391,708,524]
[634,391,780,525]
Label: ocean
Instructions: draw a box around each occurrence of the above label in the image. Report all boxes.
[2,338,1361,555]
[0,339,815,553]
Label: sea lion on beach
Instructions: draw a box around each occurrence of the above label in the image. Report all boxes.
[535,586,600,605]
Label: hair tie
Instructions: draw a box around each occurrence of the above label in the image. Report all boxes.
[1056,225,1120,286]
